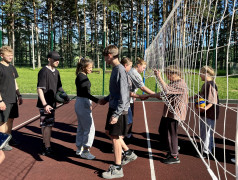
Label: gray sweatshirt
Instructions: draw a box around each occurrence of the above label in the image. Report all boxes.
[105,64,130,118]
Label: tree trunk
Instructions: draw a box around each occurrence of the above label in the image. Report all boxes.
[103,0,106,70]
[130,0,133,60]
[33,0,41,68]
[146,0,149,49]
[119,0,122,58]
[75,0,82,57]
[135,1,139,60]
[84,0,86,57]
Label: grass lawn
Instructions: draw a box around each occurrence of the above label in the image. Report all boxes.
[16,67,238,99]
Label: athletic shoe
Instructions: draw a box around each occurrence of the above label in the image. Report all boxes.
[2,143,13,151]
[0,133,11,150]
[76,146,84,156]
[121,151,137,165]
[163,156,180,164]
[42,147,54,156]
[231,158,235,163]
[9,137,20,146]
[102,165,124,179]
[80,151,95,160]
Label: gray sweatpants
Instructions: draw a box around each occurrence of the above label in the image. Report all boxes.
[75,97,95,149]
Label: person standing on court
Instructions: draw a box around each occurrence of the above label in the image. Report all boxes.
[100,45,136,179]
[0,46,23,151]
[146,65,188,164]
[75,58,99,160]
[127,57,155,139]
[37,51,68,156]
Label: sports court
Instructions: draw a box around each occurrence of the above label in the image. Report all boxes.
[0,98,235,180]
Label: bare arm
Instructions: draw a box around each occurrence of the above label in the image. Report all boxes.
[15,80,23,105]
[37,88,53,113]
[140,86,155,94]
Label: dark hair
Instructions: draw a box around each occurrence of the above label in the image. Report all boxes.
[121,57,132,66]
[76,58,93,75]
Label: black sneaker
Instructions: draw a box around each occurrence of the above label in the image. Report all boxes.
[163,156,180,164]
[9,137,21,146]
[42,147,54,156]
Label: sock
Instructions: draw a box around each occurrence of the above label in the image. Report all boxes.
[114,164,121,170]
[125,149,132,155]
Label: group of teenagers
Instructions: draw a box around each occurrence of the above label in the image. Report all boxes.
[0,44,220,179]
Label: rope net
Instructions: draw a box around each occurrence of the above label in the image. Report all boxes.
[145,0,238,179]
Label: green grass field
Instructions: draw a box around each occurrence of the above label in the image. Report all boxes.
[16,67,238,99]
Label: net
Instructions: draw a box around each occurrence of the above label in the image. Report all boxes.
[145,0,238,179]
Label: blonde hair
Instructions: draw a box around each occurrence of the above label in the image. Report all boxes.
[200,66,215,80]
[0,46,13,55]
[165,65,183,78]
[121,57,132,66]
[76,57,93,75]
[135,57,146,67]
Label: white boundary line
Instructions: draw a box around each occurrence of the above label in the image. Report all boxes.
[142,101,156,180]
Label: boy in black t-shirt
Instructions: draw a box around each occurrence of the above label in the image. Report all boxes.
[37,51,68,156]
[0,46,23,151]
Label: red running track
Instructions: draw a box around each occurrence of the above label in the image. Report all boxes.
[0,99,235,180]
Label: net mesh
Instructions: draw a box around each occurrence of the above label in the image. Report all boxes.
[145,0,238,179]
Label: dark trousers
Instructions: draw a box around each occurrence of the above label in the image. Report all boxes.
[127,103,134,135]
[165,117,178,157]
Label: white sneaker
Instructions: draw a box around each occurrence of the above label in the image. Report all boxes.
[80,151,95,160]
[76,146,84,156]
[102,165,124,179]
[231,158,235,163]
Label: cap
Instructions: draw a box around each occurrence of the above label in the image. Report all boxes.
[47,51,61,61]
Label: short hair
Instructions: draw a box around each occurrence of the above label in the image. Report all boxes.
[135,57,146,67]
[200,66,215,80]
[121,57,132,66]
[102,45,119,58]
[0,46,13,55]
[76,57,93,75]
[165,65,184,78]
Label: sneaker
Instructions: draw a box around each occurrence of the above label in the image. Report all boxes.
[80,151,95,160]
[42,147,54,156]
[2,143,13,151]
[163,156,180,164]
[102,165,124,179]
[9,137,20,146]
[0,133,11,149]
[121,151,137,165]
[76,146,84,156]
[231,158,235,163]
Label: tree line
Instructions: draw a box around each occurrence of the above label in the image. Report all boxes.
[0,0,237,69]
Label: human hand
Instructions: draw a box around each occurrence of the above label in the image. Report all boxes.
[153,69,161,77]
[98,98,107,105]
[18,96,23,105]
[110,116,118,124]
[0,101,6,111]
[44,105,53,114]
